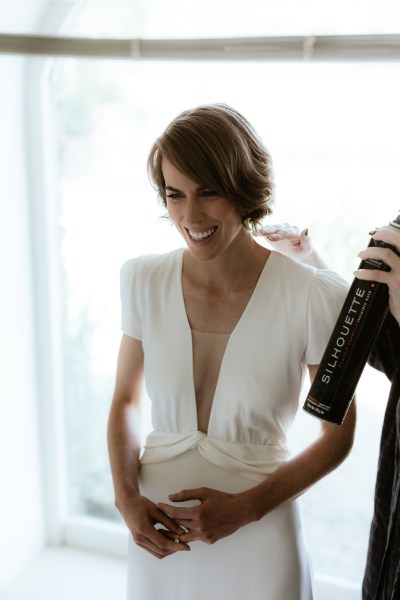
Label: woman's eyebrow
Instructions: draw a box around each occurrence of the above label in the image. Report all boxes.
[165,184,211,192]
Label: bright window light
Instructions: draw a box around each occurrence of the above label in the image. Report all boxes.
[54,56,398,585]
[68,0,400,37]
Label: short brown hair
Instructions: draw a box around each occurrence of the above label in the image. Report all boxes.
[147,103,274,233]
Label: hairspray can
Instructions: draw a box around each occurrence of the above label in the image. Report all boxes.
[303,213,400,424]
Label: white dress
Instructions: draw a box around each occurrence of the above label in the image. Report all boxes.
[120,248,348,600]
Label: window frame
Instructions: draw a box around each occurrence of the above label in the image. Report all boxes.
[26,56,68,547]
[4,31,400,60]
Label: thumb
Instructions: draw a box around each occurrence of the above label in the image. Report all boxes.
[299,227,309,243]
[168,488,205,502]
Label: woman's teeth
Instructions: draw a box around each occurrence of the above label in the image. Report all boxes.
[188,227,217,240]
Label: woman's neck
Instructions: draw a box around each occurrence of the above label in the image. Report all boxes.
[183,233,270,293]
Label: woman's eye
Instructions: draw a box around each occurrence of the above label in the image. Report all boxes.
[166,193,183,200]
[201,190,217,198]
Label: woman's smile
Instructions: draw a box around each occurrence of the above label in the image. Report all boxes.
[186,227,218,241]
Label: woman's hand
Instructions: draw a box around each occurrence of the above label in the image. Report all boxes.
[355,228,400,325]
[118,490,190,559]
[259,223,327,268]
[157,487,251,545]
[260,223,310,260]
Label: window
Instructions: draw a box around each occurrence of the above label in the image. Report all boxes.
[54,55,397,586]
[33,0,400,592]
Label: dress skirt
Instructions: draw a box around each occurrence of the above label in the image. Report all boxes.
[127,448,314,600]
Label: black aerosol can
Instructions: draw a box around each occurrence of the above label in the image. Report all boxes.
[303,213,400,424]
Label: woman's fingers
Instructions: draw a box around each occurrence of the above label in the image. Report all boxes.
[356,231,400,324]
[358,246,400,270]
[259,223,299,241]
[133,524,190,557]
[158,487,246,545]
[153,505,185,535]
[136,537,178,559]
[123,494,190,557]
[370,228,400,254]
[158,528,192,548]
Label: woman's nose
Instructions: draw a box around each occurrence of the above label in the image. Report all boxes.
[185,196,204,224]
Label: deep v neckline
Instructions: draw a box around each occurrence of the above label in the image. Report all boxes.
[176,248,273,434]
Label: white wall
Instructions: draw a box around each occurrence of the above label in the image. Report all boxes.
[0,55,45,588]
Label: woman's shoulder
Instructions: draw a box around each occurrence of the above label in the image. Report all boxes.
[270,251,349,303]
[272,251,347,284]
[310,266,349,298]
[269,251,316,286]
[121,247,184,279]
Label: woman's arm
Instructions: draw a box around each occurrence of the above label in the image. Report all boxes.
[242,366,356,522]
[108,334,188,558]
[157,367,355,544]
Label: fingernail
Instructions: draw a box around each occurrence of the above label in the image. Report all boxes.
[369,229,377,235]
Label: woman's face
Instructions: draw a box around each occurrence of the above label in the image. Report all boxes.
[162,158,244,261]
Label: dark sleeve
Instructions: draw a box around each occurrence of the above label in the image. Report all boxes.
[368,311,400,382]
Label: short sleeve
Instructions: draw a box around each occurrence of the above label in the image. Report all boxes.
[305,269,349,365]
[120,258,143,340]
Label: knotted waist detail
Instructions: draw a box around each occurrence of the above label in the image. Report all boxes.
[140,431,290,482]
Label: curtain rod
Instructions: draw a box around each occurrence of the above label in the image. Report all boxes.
[1,33,400,60]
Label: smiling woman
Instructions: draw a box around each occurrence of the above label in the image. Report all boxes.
[104,102,357,600]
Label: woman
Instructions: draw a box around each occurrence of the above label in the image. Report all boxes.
[107,104,355,600]
[266,223,400,599]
